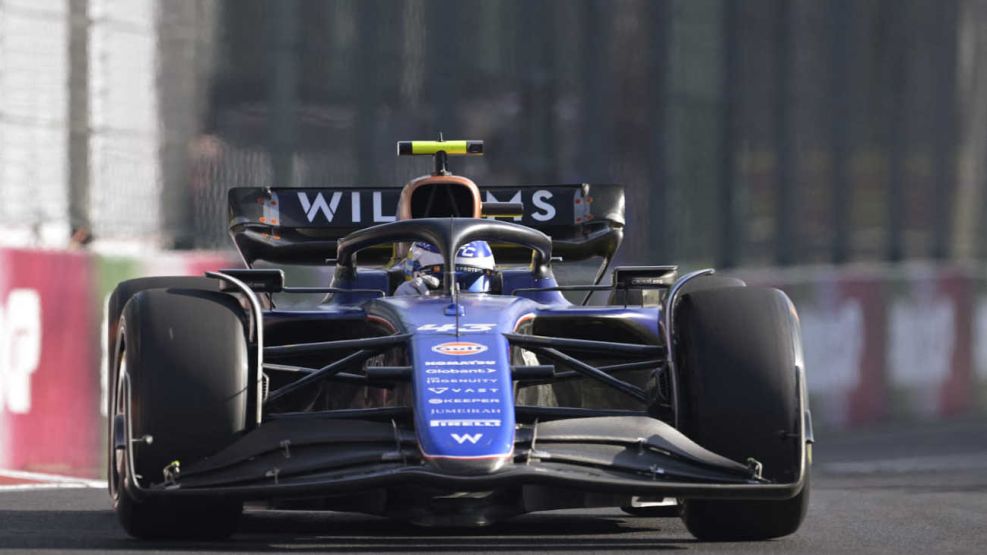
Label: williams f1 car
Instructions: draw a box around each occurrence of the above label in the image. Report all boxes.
[106,140,812,540]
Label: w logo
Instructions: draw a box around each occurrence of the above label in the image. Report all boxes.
[451,433,483,445]
[297,192,342,222]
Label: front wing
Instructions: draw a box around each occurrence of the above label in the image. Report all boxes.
[123,414,808,503]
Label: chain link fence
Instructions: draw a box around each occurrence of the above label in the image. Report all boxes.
[0,0,69,245]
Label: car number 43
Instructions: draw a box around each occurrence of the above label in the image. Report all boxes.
[418,323,496,333]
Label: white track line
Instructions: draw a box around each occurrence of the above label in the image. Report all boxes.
[0,482,101,492]
[0,468,106,489]
[821,452,987,475]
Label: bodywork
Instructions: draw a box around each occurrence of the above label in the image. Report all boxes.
[113,179,810,526]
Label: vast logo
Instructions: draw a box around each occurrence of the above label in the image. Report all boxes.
[427,387,498,394]
[431,341,488,356]
[451,433,484,444]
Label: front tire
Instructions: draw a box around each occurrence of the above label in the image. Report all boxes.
[675,286,809,541]
[111,287,248,539]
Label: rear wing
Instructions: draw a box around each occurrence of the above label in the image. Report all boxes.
[228,184,624,267]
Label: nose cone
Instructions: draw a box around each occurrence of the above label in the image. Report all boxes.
[410,333,516,471]
[426,453,512,475]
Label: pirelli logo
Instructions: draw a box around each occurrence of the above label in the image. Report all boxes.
[430,419,502,427]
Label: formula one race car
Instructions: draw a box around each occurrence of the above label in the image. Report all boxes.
[105,140,812,541]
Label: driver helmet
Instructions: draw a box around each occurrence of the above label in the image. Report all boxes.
[403,240,495,293]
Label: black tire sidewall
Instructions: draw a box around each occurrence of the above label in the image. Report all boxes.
[674,286,808,540]
[114,287,247,539]
[676,286,801,482]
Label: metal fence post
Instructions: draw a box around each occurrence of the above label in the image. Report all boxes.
[578,0,611,183]
[932,0,958,260]
[647,0,671,263]
[67,0,90,244]
[829,0,852,264]
[717,0,740,268]
[356,0,381,186]
[774,0,797,266]
[884,0,907,263]
[268,0,299,188]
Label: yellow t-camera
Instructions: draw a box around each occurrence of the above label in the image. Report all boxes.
[397,140,483,156]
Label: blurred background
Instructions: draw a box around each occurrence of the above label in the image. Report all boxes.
[2,0,987,478]
[3,0,986,264]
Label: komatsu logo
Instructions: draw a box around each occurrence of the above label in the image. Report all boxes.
[431,341,488,356]
[425,359,494,366]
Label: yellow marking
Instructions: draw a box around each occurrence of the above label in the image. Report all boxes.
[413,140,468,155]
[398,140,483,155]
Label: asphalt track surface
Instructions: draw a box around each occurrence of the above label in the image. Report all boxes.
[2,417,986,554]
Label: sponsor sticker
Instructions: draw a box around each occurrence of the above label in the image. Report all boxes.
[427,398,499,405]
[427,387,499,394]
[425,359,495,366]
[426,377,501,384]
[425,367,497,374]
[431,341,489,356]
[430,419,502,427]
[451,433,483,444]
[430,408,502,415]
[418,323,496,333]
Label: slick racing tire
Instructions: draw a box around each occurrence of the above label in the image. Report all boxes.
[676,274,746,297]
[110,288,247,539]
[104,277,218,518]
[105,276,217,381]
[675,287,809,541]
[647,274,746,423]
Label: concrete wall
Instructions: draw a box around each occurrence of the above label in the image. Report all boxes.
[0,247,234,478]
[743,263,987,429]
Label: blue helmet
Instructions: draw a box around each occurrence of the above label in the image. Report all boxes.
[403,240,495,293]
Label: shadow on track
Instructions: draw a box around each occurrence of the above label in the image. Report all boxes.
[0,506,696,552]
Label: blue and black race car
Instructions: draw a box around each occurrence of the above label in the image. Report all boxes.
[105,140,812,541]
